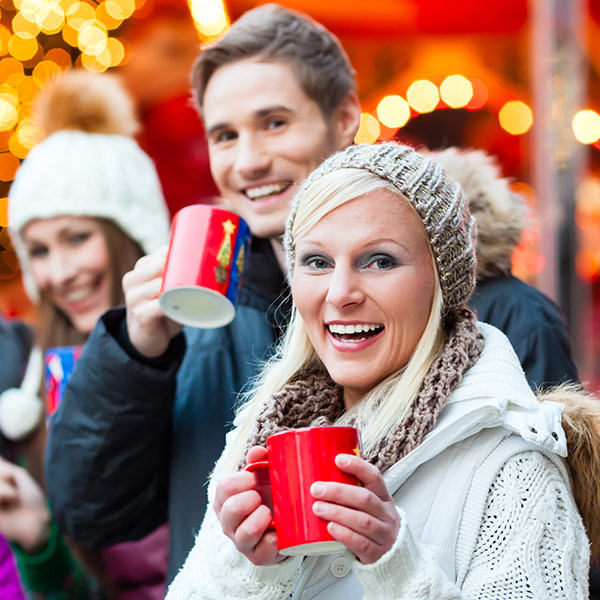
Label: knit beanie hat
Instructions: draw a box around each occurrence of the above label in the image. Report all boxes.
[284,142,477,316]
[8,69,170,300]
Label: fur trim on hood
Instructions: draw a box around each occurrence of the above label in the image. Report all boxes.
[430,147,527,280]
[539,383,600,562]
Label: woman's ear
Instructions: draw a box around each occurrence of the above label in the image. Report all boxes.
[330,91,361,150]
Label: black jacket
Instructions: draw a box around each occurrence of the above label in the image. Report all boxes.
[0,316,32,393]
[468,274,578,389]
[45,237,290,582]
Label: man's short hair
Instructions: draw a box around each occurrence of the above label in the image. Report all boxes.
[191,3,356,118]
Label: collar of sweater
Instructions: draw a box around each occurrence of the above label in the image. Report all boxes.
[382,322,566,492]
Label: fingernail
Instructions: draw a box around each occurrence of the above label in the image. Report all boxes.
[337,454,350,466]
[311,483,325,497]
[312,501,325,514]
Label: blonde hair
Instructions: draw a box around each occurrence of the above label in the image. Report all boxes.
[223,169,445,473]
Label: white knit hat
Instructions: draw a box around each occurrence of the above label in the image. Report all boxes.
[9,129,170,254]
[7,70,170,299]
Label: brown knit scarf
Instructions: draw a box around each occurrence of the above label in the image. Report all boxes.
[243,308,484,473]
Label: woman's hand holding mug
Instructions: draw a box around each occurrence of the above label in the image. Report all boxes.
[214,446,284,566]
[310,453,401,565]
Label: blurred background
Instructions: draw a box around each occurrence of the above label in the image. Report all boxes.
[0,0,598,391]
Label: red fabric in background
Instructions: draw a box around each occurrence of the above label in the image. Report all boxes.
[137,95,219,218]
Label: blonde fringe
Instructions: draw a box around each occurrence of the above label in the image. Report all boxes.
[539,383,600,563]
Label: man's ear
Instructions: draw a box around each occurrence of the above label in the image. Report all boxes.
[331,90,361,149]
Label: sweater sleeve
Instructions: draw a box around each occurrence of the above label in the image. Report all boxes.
[11,520,103,599]
[166,448,304,600]
[351,451,588,600]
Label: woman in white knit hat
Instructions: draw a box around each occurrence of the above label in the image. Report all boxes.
[0,69,170,599]
[167,142,600,599]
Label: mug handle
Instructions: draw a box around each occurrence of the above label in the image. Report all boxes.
[244,460,276,529]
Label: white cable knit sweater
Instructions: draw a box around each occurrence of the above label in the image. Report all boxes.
[167,325,589,599]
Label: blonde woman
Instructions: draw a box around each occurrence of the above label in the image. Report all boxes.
[168,142,599,599]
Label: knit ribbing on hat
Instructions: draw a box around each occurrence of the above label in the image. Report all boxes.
[241,308,484,473]
[284,142,477,315]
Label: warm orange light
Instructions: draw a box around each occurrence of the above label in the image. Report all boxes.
[406,80,439,114]
[12,12,41,39]
[0,197,7,227]
[572,110,600,145]
[0,25,11,56]
[0,99,18,132]
[96,2,124,30]
[188,0,229,39]
[32,60,62,86]
[376,95,410,128]
[0,152,20,182]
[576,249,600,282]
[439,75,473,109]
[78,22,108,56]
[40,4,65,35]
[106,37,125,67]
[8,33,39,61]
[44,47,72,69]
[466,78,488,110]
[110,0,136,20]
[499,100,533,135]
[66,2,95,31]
[355,113,380,144]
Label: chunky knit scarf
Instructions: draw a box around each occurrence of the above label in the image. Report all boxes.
[243,308,484,473]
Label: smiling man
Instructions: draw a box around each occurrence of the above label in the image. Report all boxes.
[45,4,360,582]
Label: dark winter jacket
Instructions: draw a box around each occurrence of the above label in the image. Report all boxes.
[468,274,578,389]
[45,237,290,583]
[0,316,32,394]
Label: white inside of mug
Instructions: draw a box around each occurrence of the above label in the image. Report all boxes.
[279,540,346,556]
[159,286,235,329]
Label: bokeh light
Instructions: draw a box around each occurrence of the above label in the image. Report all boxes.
[0,153,20,181]
[8,34,39,61]
[376,95,410,128]
[406,79,439,114]
[466,78,489,110]
[439,75,473,109]
[355,113,380,144]
[188,0,229,39]
[572,110,600,145]
[498,100,533,135]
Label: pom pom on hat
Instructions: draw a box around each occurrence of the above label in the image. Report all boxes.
[0,388,43,442]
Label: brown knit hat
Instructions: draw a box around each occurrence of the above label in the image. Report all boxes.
[284,142,477,316]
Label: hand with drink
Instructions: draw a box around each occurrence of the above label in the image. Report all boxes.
[123,246,183,358]
[215,427,400,566]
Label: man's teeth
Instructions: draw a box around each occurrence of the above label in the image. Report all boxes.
[65,288,95,303]
[328,323,382,334]
[245,182,289,200]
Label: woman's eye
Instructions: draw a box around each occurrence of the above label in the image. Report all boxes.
[29,246,48,258]
[70,232,91,245]
[366,255,396,270]
[305,256,330,270]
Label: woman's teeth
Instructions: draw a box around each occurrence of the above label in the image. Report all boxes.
[65,287,95,303]
[245,182,289,200]
[327,323,384,342]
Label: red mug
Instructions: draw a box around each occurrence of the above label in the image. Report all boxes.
[159,204,251,328]
[245,426,362,556]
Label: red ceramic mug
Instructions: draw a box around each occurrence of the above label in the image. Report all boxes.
[159,204,251,328]
[245,426,362,556]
